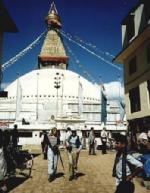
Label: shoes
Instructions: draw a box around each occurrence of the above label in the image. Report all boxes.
[43,154,47,160]
[69,176,74,181]
[48,175,55,182]
[74,175,77,180]
[48,177,53,182]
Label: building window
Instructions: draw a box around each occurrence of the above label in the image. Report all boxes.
[129,56,137,75]
[19,132,32,138]
[147,44,150,64]
[126,14,135,41]
[129,86,141,113]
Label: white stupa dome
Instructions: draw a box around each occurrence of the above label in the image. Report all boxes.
[5,68,100,123]
[6,68,100,101]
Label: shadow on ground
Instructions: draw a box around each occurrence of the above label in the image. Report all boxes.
[6,153,40,192]
[7,176,28,192]
[55,172,65,179]
[76,172,85,178]
[31,153,41,158]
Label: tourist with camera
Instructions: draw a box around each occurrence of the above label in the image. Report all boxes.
[45,127,60,182]
[66,128,82,181]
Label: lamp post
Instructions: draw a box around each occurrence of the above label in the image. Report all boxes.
[54,72,61,117]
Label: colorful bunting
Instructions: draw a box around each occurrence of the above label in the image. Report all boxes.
[2,30,47,71]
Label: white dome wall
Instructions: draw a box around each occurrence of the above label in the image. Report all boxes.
[5,69,100,123]
[6,69,100,102]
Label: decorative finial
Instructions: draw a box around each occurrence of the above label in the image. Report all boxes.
[49,1,58,14]
[45,1,62,29]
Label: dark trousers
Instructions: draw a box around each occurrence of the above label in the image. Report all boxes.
[41,142,47,159]
[101,141,107,154]
[89,143,95,155]
[115,181,135,193]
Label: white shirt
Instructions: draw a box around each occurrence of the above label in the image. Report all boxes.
[65,131,72,141]
[101,130,107,138]
[115,154,143,186]
[41,134,44,143]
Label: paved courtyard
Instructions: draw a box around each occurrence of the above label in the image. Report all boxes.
[7,147,149,193]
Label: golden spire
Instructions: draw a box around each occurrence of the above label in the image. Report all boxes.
[38,1,69,70]
[45,1,62,29]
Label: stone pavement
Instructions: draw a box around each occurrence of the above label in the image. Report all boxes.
[7,148,149,193]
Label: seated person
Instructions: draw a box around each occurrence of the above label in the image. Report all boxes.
[22,118,30,125]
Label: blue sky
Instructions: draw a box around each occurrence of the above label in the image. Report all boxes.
[2,0,138,86]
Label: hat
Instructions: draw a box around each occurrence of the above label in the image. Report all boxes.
[138,132,148,140]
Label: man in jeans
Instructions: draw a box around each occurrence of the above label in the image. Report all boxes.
[112,133,143,193]
[66,129,82,181]
[46,128,60,182]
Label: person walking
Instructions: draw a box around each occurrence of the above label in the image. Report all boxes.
[45,127,60,182]
[88,127,96,155]
[66,128,82,181]
[64,127,72,147]
[100,127,108,154]
[11,124,19,150]
[41,130,47,160]
[112,133,143,193]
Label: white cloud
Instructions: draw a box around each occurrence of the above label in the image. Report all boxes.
[104,81,124,100]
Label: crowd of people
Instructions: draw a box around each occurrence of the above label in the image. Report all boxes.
[1,124,150,192]
[40,126,150,193]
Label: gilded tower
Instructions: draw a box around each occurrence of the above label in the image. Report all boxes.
[38,2,69,69]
